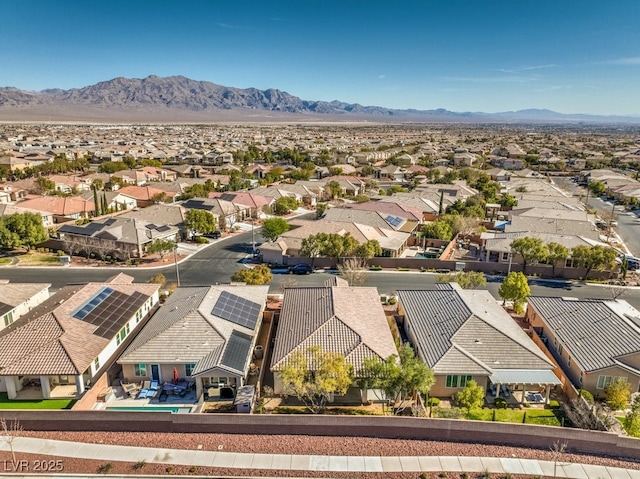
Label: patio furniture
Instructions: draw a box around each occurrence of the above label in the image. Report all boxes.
[158,391,168,402]
[501,385,510,398]
[120,379,141,398]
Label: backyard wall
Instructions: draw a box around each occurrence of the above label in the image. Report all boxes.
[4,411,640,460]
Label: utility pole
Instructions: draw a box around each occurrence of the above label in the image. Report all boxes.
[173,244,181,287]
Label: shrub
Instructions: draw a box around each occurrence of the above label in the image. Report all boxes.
[98,463,113,474]
[461,474,470,479]
[132,461,146,471]
[494,397,508,409]
[165,466,174,474]
[195,236,208,244]
[578,389,594,404]
[386,297,397,305]
[439,472,448,478]
[428,397,440,406]
[369,265,383,271]
[188,466,198,473]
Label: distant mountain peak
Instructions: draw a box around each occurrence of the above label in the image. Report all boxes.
[0,75,638,123]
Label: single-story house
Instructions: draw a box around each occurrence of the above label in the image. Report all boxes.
[527,296,640,398]
[0,281,50,331]
[270,280,398,402]
[397,284,559,403]
[0,274,159,400]
[118,284,269,400]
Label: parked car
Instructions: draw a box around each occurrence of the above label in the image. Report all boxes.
[205,230,222,239]
[288,264,314,275]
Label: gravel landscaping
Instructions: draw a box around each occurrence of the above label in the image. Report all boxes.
[5,431,640,477]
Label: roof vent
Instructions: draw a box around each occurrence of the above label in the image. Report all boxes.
[474,339,482,344]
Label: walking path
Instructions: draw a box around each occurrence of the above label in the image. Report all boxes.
[1,435,639,478]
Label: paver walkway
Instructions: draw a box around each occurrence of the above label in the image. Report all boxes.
[2,435,640,478]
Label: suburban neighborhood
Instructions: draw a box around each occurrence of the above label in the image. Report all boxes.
[2,122,640,475]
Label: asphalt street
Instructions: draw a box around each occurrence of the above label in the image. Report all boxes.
[1,229,638,310]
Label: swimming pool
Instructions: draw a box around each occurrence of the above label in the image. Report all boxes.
[106,406,192,413]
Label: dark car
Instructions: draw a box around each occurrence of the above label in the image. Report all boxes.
[205,230,222,239]
[288,264,314,275]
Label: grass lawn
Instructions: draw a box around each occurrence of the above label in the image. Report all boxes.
[0,393,75,410]
[0,257,12,265]
[16,252,61,266]
[467,407,562,426]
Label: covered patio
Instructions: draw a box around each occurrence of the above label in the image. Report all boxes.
[487,369,562,405]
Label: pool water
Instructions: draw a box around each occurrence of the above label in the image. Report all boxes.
[106,406,192,413]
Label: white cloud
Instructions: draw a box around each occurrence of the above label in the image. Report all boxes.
[378,74,386,80]
[496,64,556,73]
[604,57,640,65]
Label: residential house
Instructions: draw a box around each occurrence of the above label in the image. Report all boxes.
[119,204,187,239]
[0,281,50,331]
[270,281,398,402]
[116,185,178,208]
[57,217,180,259]
[397,284,559,402]
[0,274,159,400]
[181,197,240,230]
[527,296,640,398]
[0,203,54,227]
[17,195,95,222]
[118,284,268,400]
[377,164,406,182]
[208,191,275,217]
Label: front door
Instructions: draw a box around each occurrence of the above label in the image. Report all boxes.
[151,364,160,382]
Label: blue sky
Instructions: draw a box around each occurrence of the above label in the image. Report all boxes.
[3,0,640,115]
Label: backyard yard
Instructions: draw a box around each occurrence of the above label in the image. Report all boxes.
[0,393,76,410]
[460,407,563,426]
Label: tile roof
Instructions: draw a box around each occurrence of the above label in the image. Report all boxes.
[271,285,397,373]
[0,282,50,308]
[528,296,640,373]
[398,285,553,375]
[0,279,159,376]
[120,285,268,377]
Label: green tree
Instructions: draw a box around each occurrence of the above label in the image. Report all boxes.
[354,239,382,259]
[455,379,485,417]
[588,181,606,197]
[230,264,273,285]
[421,220,454,241]
[624,396,640,437]
[316,203,328,218]
[326,180,343,199]
[571,245,617,279]
[145,238,176,259]
[498,271,531,310]
[0,212,48,251]
[34,177,55,194]
[184,209,217,238]
[605,378,631,410]
[500,193,518,208]
[261,217,290,242]
[273,196,299,215]
[98,161,128,173]
[546,242,569,277]
[300,235,322,268]
[510,237,548,272]
[278,346,354,414]
[436,271,487,289]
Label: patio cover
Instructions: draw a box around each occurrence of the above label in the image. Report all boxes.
[490,369,561,385]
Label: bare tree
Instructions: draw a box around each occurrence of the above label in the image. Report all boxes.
[279,277,298,292]
[550,440,567,479]
[608,284,627,300]
[1,417,23,463]
[337,257,368,286]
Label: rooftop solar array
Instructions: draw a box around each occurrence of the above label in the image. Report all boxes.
[220,330,252,372]
[74,289,149,339]
[385,215,403,228]
[73,287,115,320]
[211,291,261,330]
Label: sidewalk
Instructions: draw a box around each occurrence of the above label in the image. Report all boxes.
[1,435,639,477]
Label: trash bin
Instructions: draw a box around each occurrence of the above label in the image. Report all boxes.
[254,345,263,359]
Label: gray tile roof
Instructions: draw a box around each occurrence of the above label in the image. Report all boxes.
[119,285,268,378]
[271,286,397,373]
[398,286,554,375]
[528,296,640,372]
[0,283,50,309]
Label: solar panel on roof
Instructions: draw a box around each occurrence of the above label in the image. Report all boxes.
[220,330,252,372]
[73,287,115,320]
[385,215,403,228]
[211,291,261,330]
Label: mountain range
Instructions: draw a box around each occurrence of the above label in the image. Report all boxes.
[0,75,638,124]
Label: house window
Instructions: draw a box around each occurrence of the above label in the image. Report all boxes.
[3,311,13,327]
[116,323,130,346]
[136,310,142,323]
[94,357,100,371]
[133,364,147,377]
[445,375,472,388]
[502,252,509,261]
[567,356,571,367]
[185,363,196,377]
[596,375,627,389]
[558,344,563,354]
